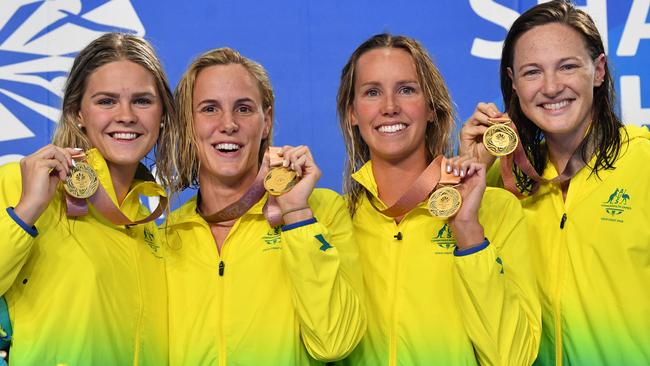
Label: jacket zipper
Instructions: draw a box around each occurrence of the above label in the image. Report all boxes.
[555,211,568,366]
[389,223,403,366]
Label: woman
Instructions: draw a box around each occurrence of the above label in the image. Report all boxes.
[163,47,365,365]
[460,1,650,364]
[0,33,177,365]
[336,33,540,365]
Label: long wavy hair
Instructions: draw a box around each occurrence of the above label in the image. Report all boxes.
[51,32,179,193]
[337,33,456,215]
[173,47,275,190]
[501,0,623,193]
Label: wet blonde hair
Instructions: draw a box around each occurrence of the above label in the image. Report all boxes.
[173,47,275,189]
[337,33,456,215]
[51,32,179,192]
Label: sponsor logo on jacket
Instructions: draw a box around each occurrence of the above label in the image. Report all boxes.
[143,227,162,258]
[431,223,456,254]
[262,227,282,251]
[601,188,631,223]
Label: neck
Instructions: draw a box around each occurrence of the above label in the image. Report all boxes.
[198,169,259,215]
[545,124,590,174]
[107,164,137,205]
[371,150,429,207]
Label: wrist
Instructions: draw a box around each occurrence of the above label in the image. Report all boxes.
[281,207,313,224]
[13,201,43,227]
[449,219,484,250]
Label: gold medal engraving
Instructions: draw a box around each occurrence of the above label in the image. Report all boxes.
[264,167,299,196]
[483,123,518,156]
[427,186,462,218]
[64,162,99,199]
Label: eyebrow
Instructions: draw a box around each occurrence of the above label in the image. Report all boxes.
[358,79,419,88]
[90,91,157,98]
[517,57,581,71]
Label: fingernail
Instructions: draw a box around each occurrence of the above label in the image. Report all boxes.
[446,165,452,173]
[283,160,289,167]
[454,169,459,176]
[460,170,465,177]
[290,163,295,171]
[73,147,83,151]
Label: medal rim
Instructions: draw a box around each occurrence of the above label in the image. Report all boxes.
[264,167,299,196]
[483,123,518,157]
[427,186,462,218]
[64,162,99,199]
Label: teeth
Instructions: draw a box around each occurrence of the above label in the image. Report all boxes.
[542,100,570,110]
[215,143,240,151]
[112,132,138,140]
[378,123,406,133]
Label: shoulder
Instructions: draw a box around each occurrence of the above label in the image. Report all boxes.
[480,187,524,218]
[163,195,199,227]
[308,188,345,208]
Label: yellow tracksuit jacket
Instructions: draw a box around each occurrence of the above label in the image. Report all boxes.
[489,126,650,366]
[340,162,541,366]
[161,188,365,365]
[0,149,168,365]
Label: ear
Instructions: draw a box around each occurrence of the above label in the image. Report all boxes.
[593,53,606,87]
[262,106,272,139]
[507,67,517,92]
[348,105,358,126]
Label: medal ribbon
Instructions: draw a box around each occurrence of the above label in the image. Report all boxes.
[370,155,460,218]
[499,121,594,197]
[65,153,168,225]
[197,151,283,227]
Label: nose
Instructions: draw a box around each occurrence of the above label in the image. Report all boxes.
[381,94,400,116]
[116,102,137,124]
[541,73,564,97]
[220,111,239,134]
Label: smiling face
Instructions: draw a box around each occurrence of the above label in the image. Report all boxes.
[350,47,433,164]
[509,23,605,143]
[78,60,162,172]
[192,64,271,185]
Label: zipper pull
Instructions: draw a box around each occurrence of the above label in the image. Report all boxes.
[218,260,225,276]
[560,213,567,229]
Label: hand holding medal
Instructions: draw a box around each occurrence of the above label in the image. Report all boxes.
[13,145,79,226]
[483,117,518,156]
[265,146,320,224]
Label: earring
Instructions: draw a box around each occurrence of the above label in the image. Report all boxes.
[160,122,165,129]
[77,123,84,130]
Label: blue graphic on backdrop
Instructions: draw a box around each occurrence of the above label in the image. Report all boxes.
[1,0,648,216]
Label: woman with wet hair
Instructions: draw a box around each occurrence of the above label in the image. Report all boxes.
[163,47,365,365]
[460,1,650,364]
[0,33,179,365]
[336,33,540,365]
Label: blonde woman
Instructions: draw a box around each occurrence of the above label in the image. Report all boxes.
[163,47,365,365]
[0,33,178,365]
[336,33,540,365]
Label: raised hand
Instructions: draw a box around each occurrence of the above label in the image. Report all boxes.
[273,145,321,224]
[13,145,79,226]
[446,155,487,250]
[460,102,507,167]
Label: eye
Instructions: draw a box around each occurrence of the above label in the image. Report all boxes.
[200,105,217,113]
[236,104,254,114]
[560,63,579,72]
[97,98,116,106]
[398,86,416,95]
[134,97,153,105]
[521,69,541,78]
[364,88,380,97]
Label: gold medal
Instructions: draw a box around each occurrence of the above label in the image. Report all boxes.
[483,123,518,156]
[264,167,299,196]
[427,186,462,218]
[64,161,99,199]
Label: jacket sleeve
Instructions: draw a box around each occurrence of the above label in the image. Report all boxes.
[452,190,541,366]
[0,163,37,295]
[280,189,366,362]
